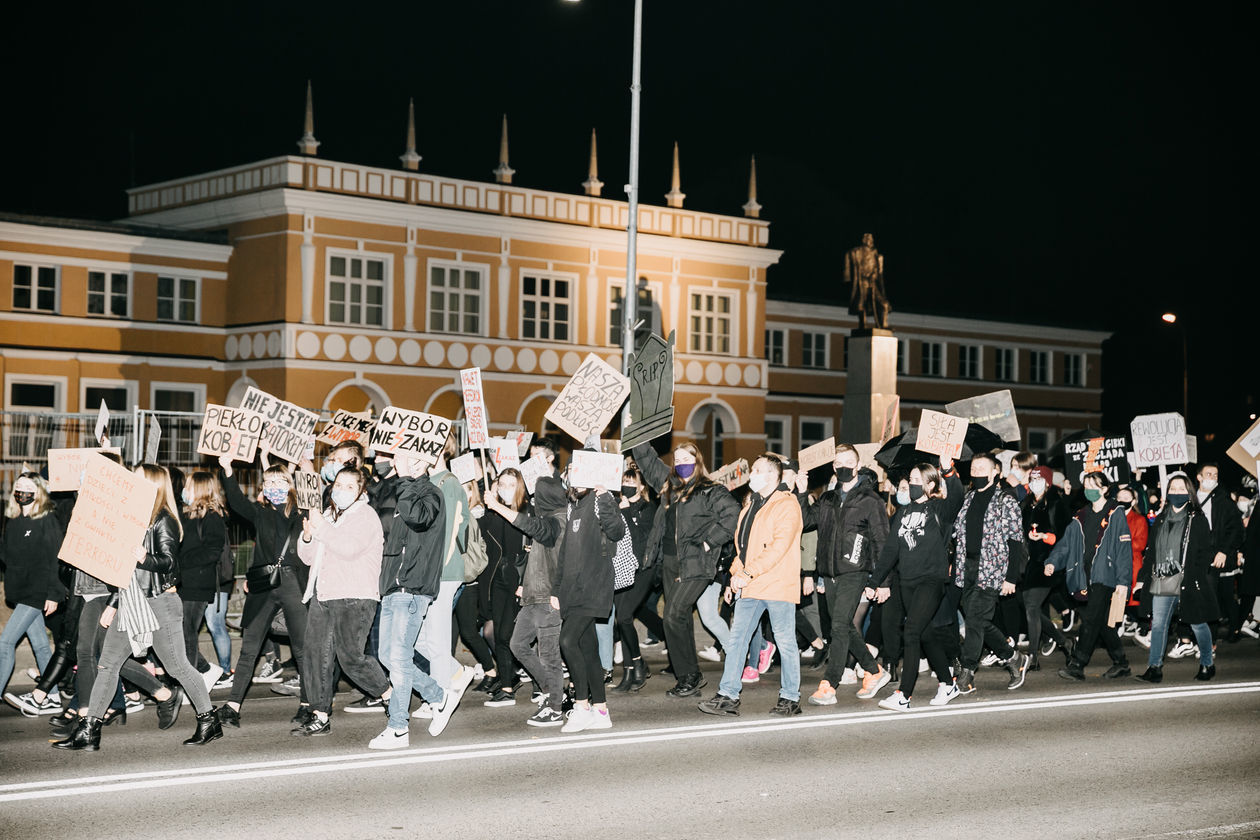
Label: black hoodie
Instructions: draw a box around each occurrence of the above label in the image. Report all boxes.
[510,477,569,605]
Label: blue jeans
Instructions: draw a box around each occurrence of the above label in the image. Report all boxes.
[204,590,232,672]
[717,598,800,702]
[596,605,616,671]
[698,582,732,650]
[378,592,444,730]
[0,603,52,693]
[1149,595,1214,668]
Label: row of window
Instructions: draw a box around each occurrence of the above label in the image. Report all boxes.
[7,379,202,413]
[765,328,1086,387]
[12,265,200,322]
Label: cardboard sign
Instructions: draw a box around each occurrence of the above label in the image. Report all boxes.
[1108,586,1129,627]
[295,469,322,511]
[94,400,110,445]
[546,353,632,443]
[945,390,1020,445]
[1186,435,1198,464]
[239,387,319,464]
[197,404,265,462]
[880,396,901,445]
[459,367,491,449]
[568,450,625,490]
[369,406,452,464]
[317,410,375,449]
[449,453,479,485]
[518,453,552,495]
[916,409,968,459]
[47,447,123,491]
[853,443,887,488]
[1064,435,1131,485]
[1130,413,1189,467]
[57,453,157,588]
[1227,417,1260,477]
[489,437,521,472]
[144,417,162,464]
[798,437,837,472]
[710,458,751,491]
[622,331,676,450]
[514,431,534,458]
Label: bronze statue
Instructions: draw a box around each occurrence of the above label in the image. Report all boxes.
[843,232,890,330]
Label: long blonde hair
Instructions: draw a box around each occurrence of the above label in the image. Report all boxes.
[136,463,183,539]
[183,471,227,520]
[6,472,55,520]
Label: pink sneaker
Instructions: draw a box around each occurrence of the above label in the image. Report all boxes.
[757,642,777,675]
[740,666,759,684]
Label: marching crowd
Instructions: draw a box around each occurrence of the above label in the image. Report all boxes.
[2,432,1257,753]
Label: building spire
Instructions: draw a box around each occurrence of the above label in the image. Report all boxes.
[493,114,515,184]
[742,154,761,218]
[400,98,421,171]
[297,80,320,156]
[664,141,685,208]
[582,128,603,196]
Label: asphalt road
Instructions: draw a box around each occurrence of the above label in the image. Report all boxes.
[3,638,1259,840]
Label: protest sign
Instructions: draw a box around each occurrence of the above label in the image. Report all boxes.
[317,410,375,449]
[459,367,491,449]
[945,390,1020,444]
[239,387,319,464]
[488,437,521,472]
[622,332,676,450]
[880,396,901,445]
[47,447,122,491]
[57,453,157,588]
[197,404,265,462]
[514,431,534,458]
[546,353,632,443]
[798,437,836,472]
[450,453,479,485]
[144,416,162,464]
[916,409,968,459]
[1108,586,1129,628]
[710,458,751,491]
[518,453,552,495]
[295,469,322,511]
[1064,434,1131,484]
[369,406,452,464]
[1226,417,1260,477]
[94,400,110,445]
[1186,435,1197,464]
[1130,413,1189,467]
[568,450,625,490]
[853,443,887,487]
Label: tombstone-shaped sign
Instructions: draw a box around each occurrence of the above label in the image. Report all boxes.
[621,331,676,450]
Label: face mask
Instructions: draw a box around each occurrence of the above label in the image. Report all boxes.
[1029,478,1047,497]
[674,463,696,480]
[748,473,770,495]
[1198,479,1217,494]
[1084,488,1102,502]
[13,490,35,507]
[322,461,344,482]
[373,460,393,478]
[264,488,289,507]
[497,487,515,505]
[330,488,358,510]
[909,485,926,502]
[835,466,855,483]
[1167,493,1190,509]
[620,484,637,498]
[470,504,485,519]
[971,475,991,491]
[181,489,193,507]
[1239,500,1251,515]
[895,489,911,506]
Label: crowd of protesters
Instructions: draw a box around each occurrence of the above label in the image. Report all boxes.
[2,431,1257,752]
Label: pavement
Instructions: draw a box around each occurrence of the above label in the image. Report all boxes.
[2,626,1259,839]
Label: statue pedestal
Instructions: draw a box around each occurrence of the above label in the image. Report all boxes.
[840,328,900,444]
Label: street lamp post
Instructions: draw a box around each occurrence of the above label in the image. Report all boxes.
[621,0,644,430]
[1162,312,1189,425]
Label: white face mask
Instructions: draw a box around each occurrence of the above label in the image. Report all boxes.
[748,473,770,494]
[497,487,515,505]
[1029,478,1047,497]
[1199,478,1217,494]
[181,489,193,507]
[470,504,485,519]
[1239,499,1252,515]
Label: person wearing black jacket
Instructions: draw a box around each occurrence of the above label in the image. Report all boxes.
[1021,466,1072,668]
[216,455,308,728]
[611,467,658,692]
[1195,463,1245,640]
[477,468,529,704]
[865,461,964,710]
[631,442,740,698]
[176,471,228,689]
[798,445,891,705]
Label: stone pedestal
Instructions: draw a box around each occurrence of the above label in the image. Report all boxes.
[840,328,900,444]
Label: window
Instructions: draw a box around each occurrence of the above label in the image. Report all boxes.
[521,273,572,341]
[87,271,129,317]
[153,387,200,413]
[957,345,980,379]
[157,276,198,323]
[1064,353,1084,387]
[8,381,59,410]
[765,329,786,366]
[921,342,943,377]
[1030,350,1051,384]
[995,347,1016,382]
[12,264,58,312]
[327,254,385,327]
[802,332,827,368]
[85,386,129,412]
[610,280,656,348]
[765,415,790,455]
[428,262,484,334]
[1027,428,1053,454]
[688,292,733,354]
[799,417,833,449]
[897,338,909,374]
[5,376,64,460]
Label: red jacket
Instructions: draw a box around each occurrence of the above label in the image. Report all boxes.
[1126,509,1148,605]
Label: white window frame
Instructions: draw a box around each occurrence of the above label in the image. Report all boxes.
[80,379,138,414]
[798,416,834,449]
[1027,426,1055,454]
[426,259,488,336]
[325,248,391,328]
[156,274,201,324]
[11,262,60,313]
[764,328,787,366]
[896,338,909,375]
[608,277,663,347]
[764,413,791,456]
[519,270,578,343]
[801,331,828,369]
[687,289,737,356]
[149,382,207,413]
[5,373,66,411]
[994,346,1018,383]
[1063,352,1085,387]
[1029,349,1053,385]
[957,344,982,379]
[921,341,944,377]
[86,269,131,319]
[3,374,67,460]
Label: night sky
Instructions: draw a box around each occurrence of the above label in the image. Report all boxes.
[5,2,1253,479]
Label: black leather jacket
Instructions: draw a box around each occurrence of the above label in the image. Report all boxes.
[109,511,181,604]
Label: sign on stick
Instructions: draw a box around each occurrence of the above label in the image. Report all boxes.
[58,453,157,588]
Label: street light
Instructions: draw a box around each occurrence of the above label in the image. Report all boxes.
[1161,312,1189,424]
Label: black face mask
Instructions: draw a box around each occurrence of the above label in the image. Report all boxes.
[971,475,992,492]
[620,484,637,498]
[13,490,35,507]
[835,467,855,483]
[909,485,926,502]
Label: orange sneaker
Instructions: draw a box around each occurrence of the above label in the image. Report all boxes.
[808,680,837,706]
[856,665,891,699]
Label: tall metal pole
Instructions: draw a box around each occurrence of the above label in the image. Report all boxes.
[1181,325,1189,427]
[620,0,643,431]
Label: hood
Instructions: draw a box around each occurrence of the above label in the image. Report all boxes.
[533,476,569,515]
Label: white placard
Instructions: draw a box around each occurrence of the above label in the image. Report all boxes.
[450,453,479,485]
[569,450,624,490]
[459,367,491,449]
[518,454,552,495]
[1130,412,1189,467]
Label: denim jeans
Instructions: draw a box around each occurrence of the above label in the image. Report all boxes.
[596,605,615,671]
[414,580,461,691]
[511,602,564,711]
[305,597,390,715]
[89,591,211,718]
[698,582,732,650]
[204,589,233,672]
[0,603,52,693]
[379,592,444,730]
[1149,595,1214,668]
[717,598,800,702]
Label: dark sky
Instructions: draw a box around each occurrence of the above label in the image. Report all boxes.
[5,2,1253,476]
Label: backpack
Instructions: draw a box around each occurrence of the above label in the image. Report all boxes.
[463,517,490,583]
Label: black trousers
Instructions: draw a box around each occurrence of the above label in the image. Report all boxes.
[899,579,954,698]
[560,613,604,704]
[1070,582,1127,669]
[662,555,711,679]
[613,567,656,662]
[960,585,1015,670]
[304,597,389,715]
[823,573,878,683]
[453,583,496,672]
[229,566,308,706]
[490,584,520,681]
[180,598,210,672]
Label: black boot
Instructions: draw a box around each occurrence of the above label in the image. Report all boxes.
[1194,664,1216,681]
[628,658,650,692]
[611,664,636,693]
[1135,666,1163,683]
[156,686,183,730]
[1027,654,1041,672]
[51,716,102,751]
[217,704,241,728]
[184,708,224,746]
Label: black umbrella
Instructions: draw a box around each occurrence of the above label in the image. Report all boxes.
[875,422,1010,472]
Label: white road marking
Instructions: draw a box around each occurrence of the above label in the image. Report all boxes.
[3,681,1257,803]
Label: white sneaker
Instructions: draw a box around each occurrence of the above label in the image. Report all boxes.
[697,645,721,663]
[929,681,960,707]
[428,666,474,737]
[866,643,880,660]
[252,658,285,683]
[1241,621,1260,639]
[411,702,434,720]
[1134,631,1152,650]
[586,706,612,730]
[561,704,594,733]
[368,727,410,750]
[23,667,40,681]
[855,664,866,679]
[212,672,235,691]
[980,652,1001,668]
[918,658,929,673]
[878,690,911,712]
[839,667,858,685]
[201,664,224,694]
[1168,641,1197,659]
[613,642,623,665]
[4,691,60,717]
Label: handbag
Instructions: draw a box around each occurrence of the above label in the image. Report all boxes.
[1149,570,1184,597]
[247,533,291,592]
[611,512,637,591]
[463,519,490,584]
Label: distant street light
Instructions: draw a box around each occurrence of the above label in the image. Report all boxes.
[1161,312,1189,424]
[1161,312,1177,324]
